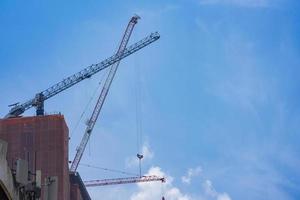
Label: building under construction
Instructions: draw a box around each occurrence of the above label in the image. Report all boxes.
[0,15,164,200]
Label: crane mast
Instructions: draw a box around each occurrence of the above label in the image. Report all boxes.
[5,31,160,118]
[70,15,140,172]
[84,175,165,187]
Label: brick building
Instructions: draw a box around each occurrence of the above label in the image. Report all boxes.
[0,114,91,200]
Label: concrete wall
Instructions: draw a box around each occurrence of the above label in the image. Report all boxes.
[0,139,19,200]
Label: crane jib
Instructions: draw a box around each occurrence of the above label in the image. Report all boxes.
[84,176,165,187]
[42,32,159,100]
[5,32,160,118]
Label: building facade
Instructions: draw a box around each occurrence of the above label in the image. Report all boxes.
[0,115,70,200]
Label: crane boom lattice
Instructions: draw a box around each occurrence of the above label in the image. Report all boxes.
[84,176,165,187]
[5,30,160,118]
[70,15,140,172]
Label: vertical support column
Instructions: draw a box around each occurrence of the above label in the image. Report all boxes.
[35,93,45,116]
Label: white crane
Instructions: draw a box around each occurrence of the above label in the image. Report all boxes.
[70,15,141,172]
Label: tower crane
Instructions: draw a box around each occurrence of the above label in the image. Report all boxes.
[84,175,165,187]
[70,15,140,172]
[5,30,160,118]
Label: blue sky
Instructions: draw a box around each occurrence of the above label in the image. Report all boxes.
[1,0,300,199]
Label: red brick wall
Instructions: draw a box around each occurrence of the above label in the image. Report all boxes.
[0,115,70,200]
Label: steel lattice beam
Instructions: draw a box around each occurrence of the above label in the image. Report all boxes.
[5,32,160,118]
[84,176,165,187]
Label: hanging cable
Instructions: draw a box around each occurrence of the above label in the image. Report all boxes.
[161,180,165,200]
[70,68,109,139]
[134,44,144,177]
[79,163,139,176]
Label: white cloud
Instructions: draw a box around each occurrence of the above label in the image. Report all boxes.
[131,167,191,200]
[181,166,202,184]
[131,167,232,200]
[203,180,232,200]
[198,0,271,7]
[126,143,154,168]
[141,144,154,160]
[124,149,232,200]
[87,164,232,200]
[217,193,232,200]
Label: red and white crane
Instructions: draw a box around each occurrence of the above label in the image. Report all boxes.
[70,15,141,172]
[84,175,165,187]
